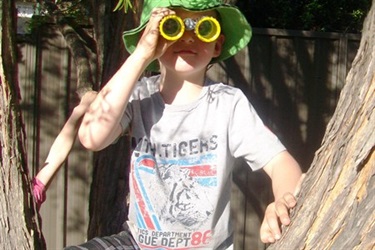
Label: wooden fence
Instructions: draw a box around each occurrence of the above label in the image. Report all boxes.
[17,28,360,249]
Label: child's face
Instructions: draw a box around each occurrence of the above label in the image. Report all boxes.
[159,8,224,74]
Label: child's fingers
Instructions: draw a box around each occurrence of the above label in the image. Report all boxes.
[137,7,176,60]
[147,8,170,30]
[261,203,282,243]
[146,8,175,37]
[275,200,291,226]
[282,192,297,208]
[260,218,278,243]
[260,225,276,243]
[260,193,299,243]
[275,193,297,226]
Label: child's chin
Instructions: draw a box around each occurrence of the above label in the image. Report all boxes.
[174,58,207,71]
[173,61,195,71]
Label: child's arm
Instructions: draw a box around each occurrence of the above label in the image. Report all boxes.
[261,150,303,243]
[32,91,97,209]
[78,8,176,151]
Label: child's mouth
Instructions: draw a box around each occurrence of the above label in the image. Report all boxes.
[175,50,197,55]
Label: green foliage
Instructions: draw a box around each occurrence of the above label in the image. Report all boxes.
[51,0,91,24]
[23,0,371,34]
[301,0,370,32]
[237,0,371,33]
[113,0,135,13]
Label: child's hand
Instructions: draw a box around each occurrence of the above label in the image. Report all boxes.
[260,192,297,243]
[79,90,98,108]
[71,91,98,119]
[260,174,306,243]
[32,177,46,211]
[133,7,176,62]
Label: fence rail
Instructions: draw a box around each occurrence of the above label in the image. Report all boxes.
[18,28,360,249]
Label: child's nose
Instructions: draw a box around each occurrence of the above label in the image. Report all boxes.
[179,30,195,43]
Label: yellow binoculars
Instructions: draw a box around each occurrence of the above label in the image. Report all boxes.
[159,15,221,43]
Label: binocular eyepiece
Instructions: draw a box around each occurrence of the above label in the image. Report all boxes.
[159,15,221,43]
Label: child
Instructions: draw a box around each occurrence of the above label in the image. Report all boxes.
[32,91,97,210]
[74,0,302,249]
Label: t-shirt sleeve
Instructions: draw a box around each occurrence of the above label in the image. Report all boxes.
[120,103,133,133]
[119,76,159,134]
[228,90,286,171]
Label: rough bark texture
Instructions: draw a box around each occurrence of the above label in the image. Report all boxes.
[59,19,96,96]
[0,0,45,249]
[268,1,375,249]
[88,136,132,238]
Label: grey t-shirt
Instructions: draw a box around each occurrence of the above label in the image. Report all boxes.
[120,75,285,249]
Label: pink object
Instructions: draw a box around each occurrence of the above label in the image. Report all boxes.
[32,177,46,209]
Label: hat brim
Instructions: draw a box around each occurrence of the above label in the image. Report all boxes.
[213,5,252,63]
[122,4,252,71]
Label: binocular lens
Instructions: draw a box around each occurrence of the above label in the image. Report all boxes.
[163,19,181,36]
[159,15,220,42]
[196,17,221,42]
[198,20,213,36]
[160,15,184,41]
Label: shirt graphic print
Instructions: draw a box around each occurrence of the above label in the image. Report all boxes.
[129,136,218,249]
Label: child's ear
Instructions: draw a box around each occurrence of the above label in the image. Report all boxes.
[213,34,225,58]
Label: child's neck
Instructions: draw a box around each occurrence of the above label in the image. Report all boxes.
[159,72,205,105]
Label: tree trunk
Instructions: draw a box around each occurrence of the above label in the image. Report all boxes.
[268,1,375,249]
[86,0,138,239]
[0,0,45,249]
[31,0,139,240]
[87,137,132,238]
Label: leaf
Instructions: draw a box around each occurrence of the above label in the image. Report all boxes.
[113,0,135,13]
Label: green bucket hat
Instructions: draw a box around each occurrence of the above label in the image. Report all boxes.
[123,0,252,70]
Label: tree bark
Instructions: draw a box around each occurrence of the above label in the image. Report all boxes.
[87,137,132,238]
[86,0,138,239]
[58,18,96,96]
[0,0,45,249]
[267,1,375,249]
[28,0,138,240]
